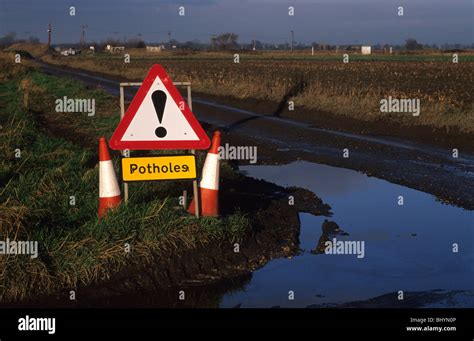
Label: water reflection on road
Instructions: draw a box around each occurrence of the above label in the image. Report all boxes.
[220,161,474,307]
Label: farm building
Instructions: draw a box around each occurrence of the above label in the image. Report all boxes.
[361,46,372,55]
[60,48,77,56]
[146,45,161,53]
[109,46,125,54]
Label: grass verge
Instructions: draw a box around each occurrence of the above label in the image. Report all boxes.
[0,56,250,302]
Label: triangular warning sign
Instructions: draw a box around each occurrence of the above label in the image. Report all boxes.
[109,65,210,150]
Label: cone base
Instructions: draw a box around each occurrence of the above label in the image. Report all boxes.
[98,195,122,218]
[188,188,219,217]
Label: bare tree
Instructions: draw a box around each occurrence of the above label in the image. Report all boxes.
[216,32,239,50]
[405,38,422,50]
[0,32,16,47]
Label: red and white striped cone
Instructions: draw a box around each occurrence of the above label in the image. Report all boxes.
[188,131,220,217]
[98,137,121,218]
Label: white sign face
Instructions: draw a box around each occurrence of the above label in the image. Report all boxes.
[122,77,199,142]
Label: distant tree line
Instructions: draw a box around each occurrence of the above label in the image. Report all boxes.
[0,32,40,47]
[0,31,472,52]
[405,38,422,50]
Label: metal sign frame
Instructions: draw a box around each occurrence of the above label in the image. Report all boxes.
[119,81,200,218]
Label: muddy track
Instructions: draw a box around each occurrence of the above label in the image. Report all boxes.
[194,91,474,154]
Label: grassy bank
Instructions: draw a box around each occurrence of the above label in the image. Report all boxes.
[9,43,474,136]
[0,54,250,302]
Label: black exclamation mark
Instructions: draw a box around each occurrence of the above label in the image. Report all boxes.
[152,90,167,138]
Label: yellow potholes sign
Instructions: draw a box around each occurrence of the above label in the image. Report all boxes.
[121,155,197,182]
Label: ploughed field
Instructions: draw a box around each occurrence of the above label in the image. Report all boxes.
[36,50,474,135]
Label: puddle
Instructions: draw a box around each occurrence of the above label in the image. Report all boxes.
[220,161,473,308]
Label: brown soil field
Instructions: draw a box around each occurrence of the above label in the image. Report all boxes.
[6,44,474,141]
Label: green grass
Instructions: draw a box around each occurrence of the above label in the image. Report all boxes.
[0,66,250,301]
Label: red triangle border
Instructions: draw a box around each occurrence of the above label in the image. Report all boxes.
[109,64,210,150]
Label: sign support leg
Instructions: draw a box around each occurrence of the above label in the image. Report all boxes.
[119,85,129,203]
[186,85,199,218]
[191,150,200,218]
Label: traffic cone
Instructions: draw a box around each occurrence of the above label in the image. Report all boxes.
[98,137,121,218]
[188,131,220,217]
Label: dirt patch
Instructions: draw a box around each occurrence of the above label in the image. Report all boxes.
[33,109,98,150]
[193,91,474,154]
[7,169,331,308]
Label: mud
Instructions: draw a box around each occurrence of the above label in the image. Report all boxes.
[193,91,474,154]
[6,165,331,308]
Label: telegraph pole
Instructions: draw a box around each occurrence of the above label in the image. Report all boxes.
[47,22,52,48]
[290,30,294,52]
[210,34,216,50]
[80,25,87,47]
[168,31,172,49]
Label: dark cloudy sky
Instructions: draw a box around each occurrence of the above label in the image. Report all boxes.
[0,0,472,45]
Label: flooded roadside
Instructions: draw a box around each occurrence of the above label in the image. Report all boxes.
[220,161,473,308]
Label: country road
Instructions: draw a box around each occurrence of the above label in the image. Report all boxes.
[38,61,474,209]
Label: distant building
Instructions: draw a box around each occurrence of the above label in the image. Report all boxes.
[146,45,161,53]
[60,48,77,56]
[110,46,125,54]
[361,46,372,55]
